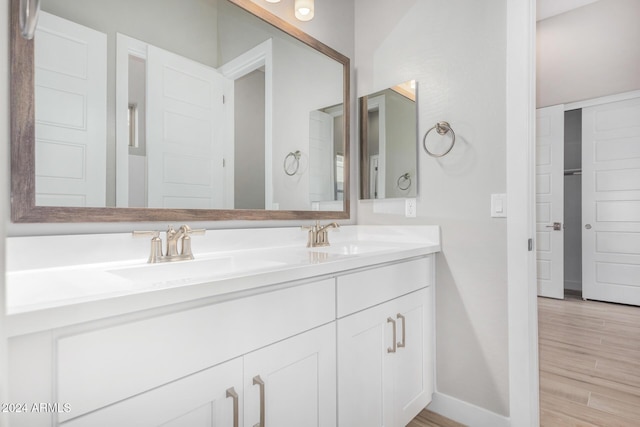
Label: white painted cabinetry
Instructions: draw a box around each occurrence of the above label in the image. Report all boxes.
[337,289,432,427]
[337,258,434,427]
[8,256,434,427]
[62,323,336,427]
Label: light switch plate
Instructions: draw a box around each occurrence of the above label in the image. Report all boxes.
[491,193,507,218]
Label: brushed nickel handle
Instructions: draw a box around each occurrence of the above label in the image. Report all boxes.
[545,222,562,231]
[226,387,239,427]
[253,375,265,427]
[397,313,406,348]
[387,317,397,353]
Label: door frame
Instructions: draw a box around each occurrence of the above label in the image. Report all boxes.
[219,39,273,210]
[506,0,539,425]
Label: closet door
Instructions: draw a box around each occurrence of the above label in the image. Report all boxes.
[536,105,565,299]
[582,97,640,305]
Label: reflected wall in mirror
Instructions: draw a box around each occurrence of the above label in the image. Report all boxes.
[359,81,418,200]
[11,0,350,222]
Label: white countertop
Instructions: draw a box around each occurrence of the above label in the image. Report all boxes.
[5,225,440,336]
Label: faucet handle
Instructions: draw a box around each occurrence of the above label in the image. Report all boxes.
[132,230,160,239]
[180,225,206,236]
[132,230,163,263]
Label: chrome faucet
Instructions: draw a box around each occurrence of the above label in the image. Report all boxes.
[133,225,206,263]
[302,221,339,248]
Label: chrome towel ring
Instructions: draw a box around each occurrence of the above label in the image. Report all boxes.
[397,173,411,191]
[284,150,301,176]
[423,121,455,158]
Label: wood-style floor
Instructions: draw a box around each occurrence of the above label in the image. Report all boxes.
[407,409,465,427]
[539,293,640,426]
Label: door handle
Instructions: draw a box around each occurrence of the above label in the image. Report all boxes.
[397,313,406,348]
[545,222,562,231]
[387,317,397,353]
[253,375,265,427]
[585,224,592,230]
[226,387,239,427]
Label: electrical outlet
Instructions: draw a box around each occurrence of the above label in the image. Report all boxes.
[405,198,417,218]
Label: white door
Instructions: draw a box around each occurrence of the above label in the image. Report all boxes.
[34,12,107,207]
[582,97,640,305]
[243,323,336,427]
[147,46,229,209]
[63,357,243,427]
[309,110,335,203]
[536,105,565,299]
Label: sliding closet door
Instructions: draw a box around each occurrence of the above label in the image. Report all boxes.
[582,97,640,305]
[536,105,565,299]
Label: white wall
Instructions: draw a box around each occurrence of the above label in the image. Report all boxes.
[537,0,640,107]
[355,0,509,418]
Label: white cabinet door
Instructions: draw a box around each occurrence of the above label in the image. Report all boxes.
[63,357,243,427]
[394,288,432,427]
[338,298,395,427]
[338,288,432,427]
[244,323,336,427]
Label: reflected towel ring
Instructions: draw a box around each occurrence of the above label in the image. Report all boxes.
[284,150,301,176]
[423,121,456,158]
[397,173,411,191]
[20,0,41,40]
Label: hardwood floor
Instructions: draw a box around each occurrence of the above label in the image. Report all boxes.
[407,409,465,427]
[538,293,640,426]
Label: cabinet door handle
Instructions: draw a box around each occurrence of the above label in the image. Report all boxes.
[253,375,266,427]
[387,317,397,353]
[226,387,239,427]
[397,313,406,348]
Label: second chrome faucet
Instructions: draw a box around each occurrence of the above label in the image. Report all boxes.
[134,225,206,263]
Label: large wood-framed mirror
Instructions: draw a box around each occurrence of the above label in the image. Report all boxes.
[10,0,350,222]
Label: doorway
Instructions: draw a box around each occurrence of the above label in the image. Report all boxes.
[536,93,640,306]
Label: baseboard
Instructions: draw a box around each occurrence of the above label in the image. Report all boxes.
[427,392,510,427]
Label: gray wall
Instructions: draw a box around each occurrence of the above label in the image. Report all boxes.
[384,89,416,198]
[355,0,509,417]
[234,70,266,209]
[537,0,640,107]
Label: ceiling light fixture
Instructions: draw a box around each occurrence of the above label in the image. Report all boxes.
[264,0,281,3]
[295,0,314,21]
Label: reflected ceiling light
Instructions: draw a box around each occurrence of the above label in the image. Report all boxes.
[295,0,314,21]
[265,0,281,3]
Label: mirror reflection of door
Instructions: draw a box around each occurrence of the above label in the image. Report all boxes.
[34,12,107,207]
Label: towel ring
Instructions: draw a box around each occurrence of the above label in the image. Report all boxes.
[423,121,456,158]
[284,150,301,176]
[397,173,411,191]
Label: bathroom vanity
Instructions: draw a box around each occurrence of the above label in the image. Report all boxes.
[5,225,439,427]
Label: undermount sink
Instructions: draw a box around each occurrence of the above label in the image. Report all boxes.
[309,242,395,255]
[107,256,286,284]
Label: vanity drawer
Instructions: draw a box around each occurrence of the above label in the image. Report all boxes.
[56,278,335,422]
[336,257,431,317]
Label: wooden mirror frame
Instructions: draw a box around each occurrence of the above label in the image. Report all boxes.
[10,0,350,223]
